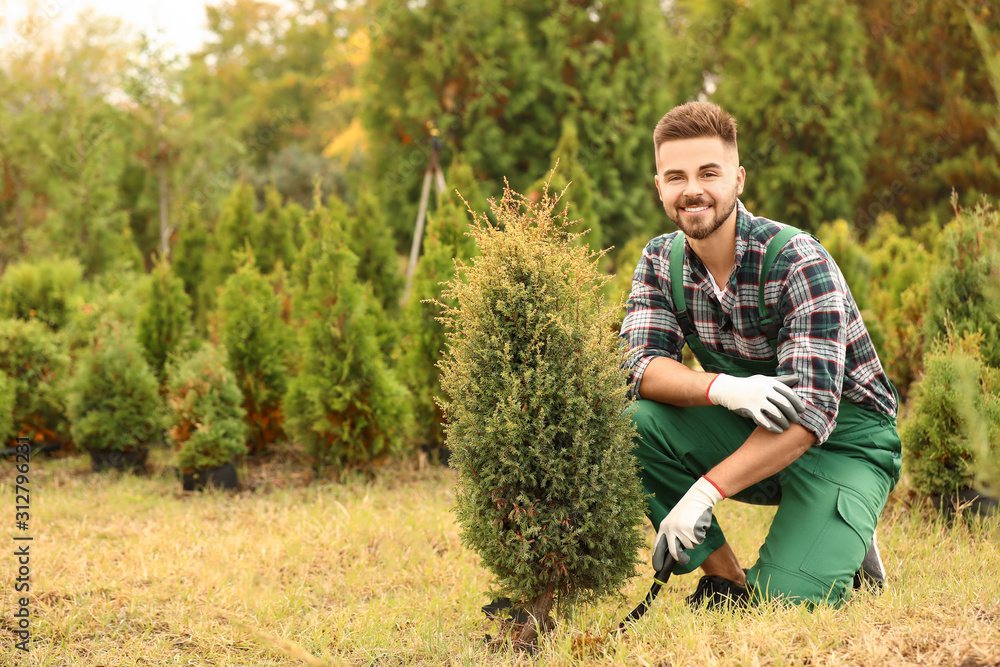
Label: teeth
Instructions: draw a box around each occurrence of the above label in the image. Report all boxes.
[683,206,709,212]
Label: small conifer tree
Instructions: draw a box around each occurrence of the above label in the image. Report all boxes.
[0,319,72,446]
[438,182,647,646]
[348,188,404,313]
[0,257,84,331]
[166,344,249,471]
[284,198,412,472]
[216,245,289,455]
[902,329,1000,500]
[67,322,163,455]
[251,186,297,275]
[136,257,193,386]
[925,198,1000,368]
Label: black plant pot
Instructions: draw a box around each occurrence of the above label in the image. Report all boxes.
[181,462,239,492]
[89,448,149,474]
[931,486,999,518]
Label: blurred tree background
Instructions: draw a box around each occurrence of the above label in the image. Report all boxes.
[0,0,998,495]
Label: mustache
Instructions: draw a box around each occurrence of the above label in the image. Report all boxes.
[678,197,713,207]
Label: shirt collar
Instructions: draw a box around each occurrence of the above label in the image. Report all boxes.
[733,199,752,270]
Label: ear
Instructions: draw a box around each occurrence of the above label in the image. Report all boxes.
[736,166,746,196]
[654,174,662,201]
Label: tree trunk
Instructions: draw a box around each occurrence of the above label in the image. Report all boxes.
[515,586,554,646]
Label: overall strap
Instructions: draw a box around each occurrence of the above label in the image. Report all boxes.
[757,226,803,346]
[668,232,697,340]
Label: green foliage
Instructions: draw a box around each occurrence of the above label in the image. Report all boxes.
[529,120,602,252]
[0,371,14,445]
[251,186,298,275]
[901,331,1000,497]
[61,268,149,357]
[172,204,210,326]
[852,1,1000,230]
[136,258,193,384]
[815,220,872,311]
[283,199,411,471]
[925,199,1000,368]
[217,246,289,455]
[67,323,163,453]
[711,0,877,229]
[604,235,648,324]
[347,188,403,313]
[399,186,478,455]
[0,318,72,446]
[200,183,258,316]
[362,0,676,250]
[438,184,647,620]
[863,216,940,397]
[0,257,84,331]
[166,344,248,471]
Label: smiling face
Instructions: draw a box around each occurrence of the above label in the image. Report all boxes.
[654,136,745,240]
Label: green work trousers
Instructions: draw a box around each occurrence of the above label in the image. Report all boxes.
[629,399,902,607]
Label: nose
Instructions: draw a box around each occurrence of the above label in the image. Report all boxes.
[682,178,704,200]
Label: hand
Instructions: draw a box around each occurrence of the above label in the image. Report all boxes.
[653,476,723,568]
[707,373,807,434]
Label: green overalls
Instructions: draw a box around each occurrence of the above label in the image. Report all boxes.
[629,228,902,607]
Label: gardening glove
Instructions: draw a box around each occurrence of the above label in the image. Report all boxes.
[653,476,723,569]
[707,373,806,434]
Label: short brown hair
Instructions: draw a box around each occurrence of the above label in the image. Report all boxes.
[653,102,738,157]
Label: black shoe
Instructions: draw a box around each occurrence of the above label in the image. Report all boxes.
[686,574,749,610]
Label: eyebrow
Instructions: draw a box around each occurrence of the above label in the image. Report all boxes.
[661,162,724,178]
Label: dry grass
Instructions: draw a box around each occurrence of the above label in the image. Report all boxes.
[1,450,998,666]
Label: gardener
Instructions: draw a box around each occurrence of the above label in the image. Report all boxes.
[620,101,902,609]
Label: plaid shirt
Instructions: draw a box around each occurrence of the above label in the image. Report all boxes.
[620,201,897,445]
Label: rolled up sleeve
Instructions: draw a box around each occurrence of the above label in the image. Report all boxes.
[774,250,849,445]
[619,242,685,399]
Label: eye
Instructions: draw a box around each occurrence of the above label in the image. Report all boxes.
[703,172,718,178]
[668,176,683,182]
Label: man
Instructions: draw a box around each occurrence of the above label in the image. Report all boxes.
[620,101,901,609]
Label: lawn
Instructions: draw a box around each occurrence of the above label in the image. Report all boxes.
[1,450,998,666]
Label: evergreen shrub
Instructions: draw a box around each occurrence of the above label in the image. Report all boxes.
[438,182,647,645]
[217,246,289,455]
[0,257,84,331]
[283,199,411,472]
[166,345,248,471]
[0,318,72,446]
[925,198,1000,368]
[901,330,1000,498]
[67,323,163,455]
[136,258,193,385]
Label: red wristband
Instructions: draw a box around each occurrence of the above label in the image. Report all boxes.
[705,374,720,404]
[702,474,726,499]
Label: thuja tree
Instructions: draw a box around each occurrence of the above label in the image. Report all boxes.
[166,344,248,472]
[67,322,163,455]
[901,330,1000,498]
[925,198,1000,368]
[284,199,411,472]
[438,183,647,646]
[217,245,289,455]
[0,319,72,446]
[0,258,84,331]
[136,257,193,386]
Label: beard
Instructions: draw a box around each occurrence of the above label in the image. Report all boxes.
[667,186,739,240]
